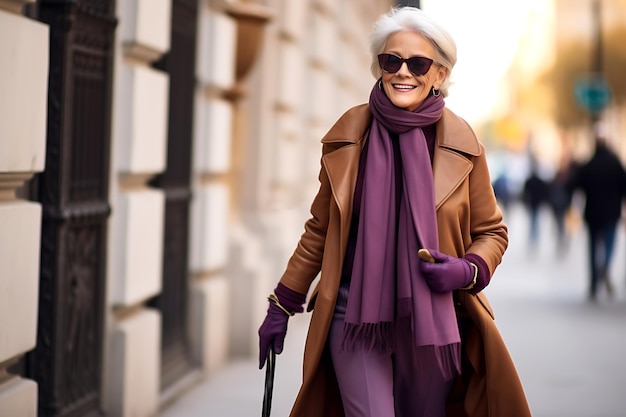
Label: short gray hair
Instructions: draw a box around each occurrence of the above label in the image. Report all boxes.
[370,7,457,97]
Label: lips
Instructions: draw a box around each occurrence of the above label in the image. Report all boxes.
[392,84,417,91]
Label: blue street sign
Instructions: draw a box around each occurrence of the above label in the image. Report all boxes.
[575,75,612,114]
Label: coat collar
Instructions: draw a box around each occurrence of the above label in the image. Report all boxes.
[436,108,481,156]
[321,104,371,145]
[321,104,481,218]
[321,104,481,157]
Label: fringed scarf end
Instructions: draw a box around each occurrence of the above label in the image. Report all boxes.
[434,342,462,380]
[341,322,395,353]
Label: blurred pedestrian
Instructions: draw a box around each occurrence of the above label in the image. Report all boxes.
[492,172,512,214]
[548,158,577,257]
[522,157,549,249]
[258,7,530,417]
[568,138,626,300]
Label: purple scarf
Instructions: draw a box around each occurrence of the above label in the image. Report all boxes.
[342,81,461,378]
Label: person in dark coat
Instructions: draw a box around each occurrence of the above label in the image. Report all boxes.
[522,158,549,248]
[548,158,577,257]
[492,173,512,214]
[568,138,626,300]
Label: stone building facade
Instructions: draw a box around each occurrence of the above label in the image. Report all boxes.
[0,0,395,415]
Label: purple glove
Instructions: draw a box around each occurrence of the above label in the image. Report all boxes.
[464,252,491,294]
[258,283,306,369]
[418,248,476,293]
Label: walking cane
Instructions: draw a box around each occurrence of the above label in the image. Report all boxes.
[262,345,276,417]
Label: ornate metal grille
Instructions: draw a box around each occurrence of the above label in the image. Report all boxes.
[25,1,116,416]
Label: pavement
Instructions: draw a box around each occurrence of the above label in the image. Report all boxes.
[159,203,626,417]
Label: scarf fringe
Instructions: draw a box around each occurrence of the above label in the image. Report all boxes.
[399,298,462,379]
[340,321,461,379]
[340,322,394,353]
[434,342,462,380]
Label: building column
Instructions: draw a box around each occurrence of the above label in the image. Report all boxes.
[188,0,243,372]
[0,5,47,416]
[105,1,171,415]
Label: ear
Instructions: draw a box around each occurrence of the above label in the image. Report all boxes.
[433,65,448,90]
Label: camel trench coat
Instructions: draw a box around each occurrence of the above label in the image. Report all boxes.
[279,104,532,417]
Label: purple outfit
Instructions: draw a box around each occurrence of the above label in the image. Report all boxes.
[342,84,461,376]
[329,82,485,417]
[258,81,493,417]
[330,285,454,417]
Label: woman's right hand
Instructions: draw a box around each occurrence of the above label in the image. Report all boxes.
[258,303,290,369]
[258,283,306,369]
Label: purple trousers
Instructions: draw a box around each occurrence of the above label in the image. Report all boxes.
[329,285,454,417]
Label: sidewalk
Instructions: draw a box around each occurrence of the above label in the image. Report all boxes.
[160,204,626,417]
[159,313,309,417]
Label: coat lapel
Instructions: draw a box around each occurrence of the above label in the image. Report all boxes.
[320,104,371,240]
[433,108,482,209]
[322,145,362,221]
[433,147,474,209]
[320,105,481,229]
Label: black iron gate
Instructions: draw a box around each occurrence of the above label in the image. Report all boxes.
[25,1,116,416]
[149,0,198,390]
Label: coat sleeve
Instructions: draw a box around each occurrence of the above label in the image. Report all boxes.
[279,151,332,296]
[466,144,508,276]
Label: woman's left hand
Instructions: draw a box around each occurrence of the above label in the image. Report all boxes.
[418,248,475,293]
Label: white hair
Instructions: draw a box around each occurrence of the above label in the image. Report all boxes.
[369,7,457,97]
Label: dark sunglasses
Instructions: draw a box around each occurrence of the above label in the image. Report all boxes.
[377,53,434,76]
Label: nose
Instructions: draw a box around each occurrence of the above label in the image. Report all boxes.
[396,61,412,75]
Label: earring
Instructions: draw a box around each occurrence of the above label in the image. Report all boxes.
[378,79,383,90]
[431,86,440,97]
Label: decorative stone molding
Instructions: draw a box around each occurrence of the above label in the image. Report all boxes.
[0,173,33,201]
[0,377,37,416]
[0,10,48,175]
[197,8,237,95]
[225,1,273,99]
[108,309,161,417]
[0,0,34,14]
[111,190,164,306]
[0,201,41,361]
[120,0,171,63]
[115,64,169,174]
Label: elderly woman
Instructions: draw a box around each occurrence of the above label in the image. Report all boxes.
[259,6,531,417]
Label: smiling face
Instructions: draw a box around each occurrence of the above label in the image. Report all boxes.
[380,31,448,112]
